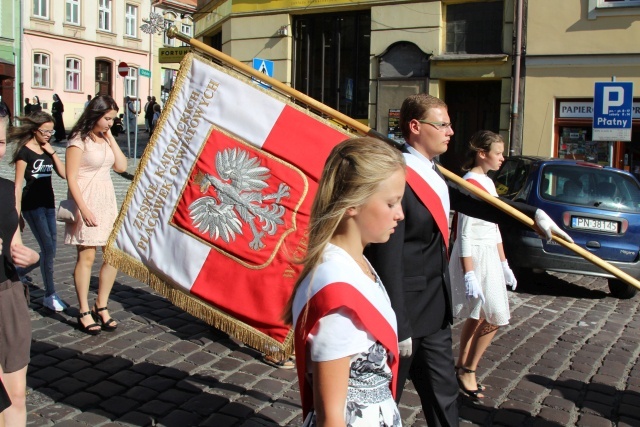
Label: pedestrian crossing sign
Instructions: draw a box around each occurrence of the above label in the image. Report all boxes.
[252,58,274,89]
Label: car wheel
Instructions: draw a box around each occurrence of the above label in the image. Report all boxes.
[608,279,638,299]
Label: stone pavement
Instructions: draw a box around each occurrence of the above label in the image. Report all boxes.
[1,129,640,426]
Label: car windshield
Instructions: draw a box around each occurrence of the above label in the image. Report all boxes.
[539,164,640,213]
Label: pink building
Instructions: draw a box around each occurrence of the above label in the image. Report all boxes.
[23,0,153,130]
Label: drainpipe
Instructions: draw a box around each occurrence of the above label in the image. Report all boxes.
[510,0,524,155]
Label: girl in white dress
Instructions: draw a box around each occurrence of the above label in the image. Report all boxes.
[449,130,518,400]
[284,137,406,427]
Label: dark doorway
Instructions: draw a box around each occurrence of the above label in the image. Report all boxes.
[442,80,501,175]
[293,11,370,119]
[95,60,112,97]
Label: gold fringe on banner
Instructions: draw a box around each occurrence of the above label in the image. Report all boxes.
[104,244,294,358]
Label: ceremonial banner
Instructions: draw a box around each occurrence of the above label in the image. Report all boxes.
[105,53,354,355]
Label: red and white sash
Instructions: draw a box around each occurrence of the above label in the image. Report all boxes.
[292,245,399,418]
[403,150,450,248]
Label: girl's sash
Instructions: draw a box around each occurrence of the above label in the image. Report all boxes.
[292,249,398,418]
[403,153,450,248]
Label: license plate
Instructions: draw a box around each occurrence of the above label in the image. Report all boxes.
[571,216,619,233]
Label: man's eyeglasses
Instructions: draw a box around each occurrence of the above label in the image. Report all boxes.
[37,129,56,136]
[417,120,453,131]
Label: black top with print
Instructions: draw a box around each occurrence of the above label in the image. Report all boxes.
[16,146,55,211]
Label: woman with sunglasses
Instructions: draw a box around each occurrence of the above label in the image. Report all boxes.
[10,111,67,312]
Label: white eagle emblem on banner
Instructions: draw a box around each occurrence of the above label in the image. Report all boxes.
[189,148,290,250]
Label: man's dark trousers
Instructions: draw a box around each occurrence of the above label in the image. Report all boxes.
[397,326,459,427]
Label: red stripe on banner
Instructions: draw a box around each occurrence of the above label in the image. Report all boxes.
[294,282,399,418]
[405,167,450,248]
[262,105,350,181]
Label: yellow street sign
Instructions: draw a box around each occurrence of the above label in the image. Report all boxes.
[159,47,190,63]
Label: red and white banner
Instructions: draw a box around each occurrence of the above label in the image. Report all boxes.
[105,53,354,354]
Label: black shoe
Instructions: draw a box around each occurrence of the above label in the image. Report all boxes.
[78,311,101,335]
[456,367,483,400]
[456,365,484,391]
[91,304,117,331]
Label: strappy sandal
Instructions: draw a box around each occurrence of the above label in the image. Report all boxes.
[261,354,295,369]
[91,304,117,331]
[78,311,101,335]
[456,365,484,391]
[456,366,483,400]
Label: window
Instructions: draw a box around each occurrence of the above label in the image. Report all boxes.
[446,1,503,54]
[33,53,50,88]
[125,4,138,37]
[599,0,640,6]
[181,22,192,47]
[164,20,174,46]
[125,67,138,97]
[34,0,48,19]
[99,0,112,32]
[66,58,81,91]
[65,0,80,24]
[293,11,371,119]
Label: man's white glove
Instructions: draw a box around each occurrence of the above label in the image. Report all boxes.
[534,210,574,243]
[501,260,517,290]
[398,338,412,358]
[464,271,485,303]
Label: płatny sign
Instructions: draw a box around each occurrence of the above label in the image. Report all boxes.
[593,82,633,142]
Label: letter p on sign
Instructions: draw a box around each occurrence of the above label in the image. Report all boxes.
[603,86,624,114]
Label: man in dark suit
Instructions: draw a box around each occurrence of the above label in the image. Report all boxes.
[365,94,572,427]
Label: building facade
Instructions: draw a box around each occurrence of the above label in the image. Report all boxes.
[523,0,640,174]
[23,0,153,128]
[150,0,196,107]
[0,0,22,116]
[193,0,519,174]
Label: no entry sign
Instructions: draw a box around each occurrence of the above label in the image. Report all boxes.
[118,62,129,77]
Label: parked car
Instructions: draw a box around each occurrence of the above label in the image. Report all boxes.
[492,156,640,298]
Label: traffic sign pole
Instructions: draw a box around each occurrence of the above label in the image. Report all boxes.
[119,63,131,158]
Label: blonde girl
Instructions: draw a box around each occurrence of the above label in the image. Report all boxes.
[285,137,406,427]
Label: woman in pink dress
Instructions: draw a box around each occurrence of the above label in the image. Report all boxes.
[65,95,127,335]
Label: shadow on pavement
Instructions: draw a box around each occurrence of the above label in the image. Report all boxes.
[526,374,640,426]
[27,340,296,426]
[515,271,609,300]
[26,266,302,425]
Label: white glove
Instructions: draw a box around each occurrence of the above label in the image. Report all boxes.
[501,260,517,290]
[464,271,485,303]
[398,338,412,358]
[534,209,574,243]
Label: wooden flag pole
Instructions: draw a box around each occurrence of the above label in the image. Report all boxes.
[167,27,640,291]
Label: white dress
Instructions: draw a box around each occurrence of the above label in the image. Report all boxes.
[294,244,401,427]
[449,173,510,326]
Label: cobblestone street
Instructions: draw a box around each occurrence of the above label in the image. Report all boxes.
[1,131,640,426]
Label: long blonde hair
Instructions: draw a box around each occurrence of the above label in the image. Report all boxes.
[283,137,405,325]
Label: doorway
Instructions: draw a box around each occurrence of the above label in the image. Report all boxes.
[442,80,501,174]
[95,60,112,97]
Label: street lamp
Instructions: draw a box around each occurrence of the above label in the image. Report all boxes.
[140,12,165,35]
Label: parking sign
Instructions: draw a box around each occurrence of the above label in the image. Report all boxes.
[593,82,633,141]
